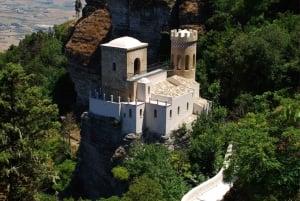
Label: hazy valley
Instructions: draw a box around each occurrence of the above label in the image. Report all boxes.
[0,0,76,52]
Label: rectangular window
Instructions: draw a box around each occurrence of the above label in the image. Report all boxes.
[154,109,157,118]
[129,109,132,118]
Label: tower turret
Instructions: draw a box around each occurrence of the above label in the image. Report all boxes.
[170,29,198,79]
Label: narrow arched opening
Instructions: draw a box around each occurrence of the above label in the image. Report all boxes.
[134,58,141,75]
[185,55,189,70]
[177,55,181,70]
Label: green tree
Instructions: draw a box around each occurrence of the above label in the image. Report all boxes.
[98,196,121,201]
[0,64,60,200]
[225,92,300,200]
[189,107,228,179]
[123,142,188,201]
[111,166,130,181]
[53,159,76,192]
[212,0,280,25]
[122,175,166,201]
[198,15,300,107]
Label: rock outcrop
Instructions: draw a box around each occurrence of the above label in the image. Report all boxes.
[170,0,209,33]
[108,0,171,62]
[65,8,111,105]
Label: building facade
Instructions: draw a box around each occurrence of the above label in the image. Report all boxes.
[89,29,211,137]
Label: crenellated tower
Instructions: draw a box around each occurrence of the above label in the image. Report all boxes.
[170,29,198,80]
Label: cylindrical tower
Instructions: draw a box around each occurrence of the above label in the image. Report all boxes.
[170,29,198,80]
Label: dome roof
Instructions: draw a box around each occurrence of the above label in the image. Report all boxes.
[103,36,147,49]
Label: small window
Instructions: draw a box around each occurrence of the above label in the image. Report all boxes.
[154,109,157,118]
[140,109,143,117]
[169,110,172,118]
[148,86,150,95]
[134,58,141,74]
[123,113,126,118]
[129,109,132,118]
[112,63,116,71]
[187,102,189,110]
[177,106,180,115]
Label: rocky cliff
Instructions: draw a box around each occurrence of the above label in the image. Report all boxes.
[65,0,209,106]
[62,113,130,199]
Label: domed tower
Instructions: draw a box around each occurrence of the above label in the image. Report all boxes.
[170,29,198,80]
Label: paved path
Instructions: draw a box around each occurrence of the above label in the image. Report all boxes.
[182,145,233,201]
[193,178,231,201]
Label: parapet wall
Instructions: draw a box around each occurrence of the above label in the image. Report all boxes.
[170,29,198,43]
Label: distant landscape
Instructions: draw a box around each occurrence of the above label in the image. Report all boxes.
[0,0,77,52]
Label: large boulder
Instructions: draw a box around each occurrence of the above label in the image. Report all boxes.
[65,9,111,105]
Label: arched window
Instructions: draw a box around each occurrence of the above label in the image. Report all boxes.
[185,55,189,70]
[169,110,172,118]
[134,58,141,75]
[154,109,157,118]
[112,62,116,71]
[177,106,180,115]
[193,54,196,69]
[187,102,189,110]
[177,55,181,70]
[129,109,132,118]
[140,109,143,117]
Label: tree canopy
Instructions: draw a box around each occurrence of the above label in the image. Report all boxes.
[0,64,61,200]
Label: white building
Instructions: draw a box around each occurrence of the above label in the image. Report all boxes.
[89,29,211,137]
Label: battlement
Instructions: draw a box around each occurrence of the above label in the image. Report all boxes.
[171,29,198,42]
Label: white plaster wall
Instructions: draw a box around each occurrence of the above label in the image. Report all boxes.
[193,102,204,114]
[89,98,121,120]
[151,94,173,105]
[121,102,145,134]
[165,93,194,134]
[135,103,145,133]
[137,82,152,102]
[193,100,212,114]
[145,103,167,135]
[194,84,200,98]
